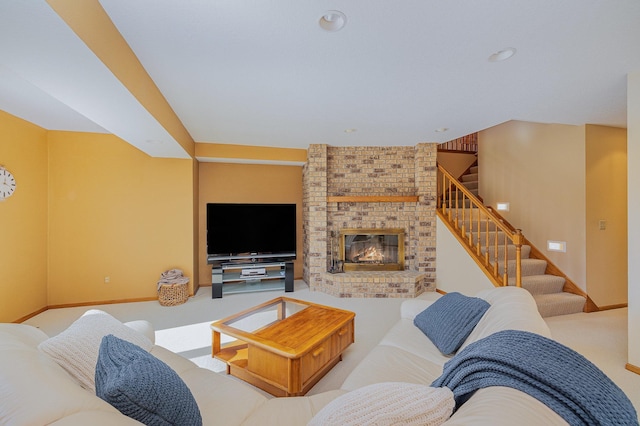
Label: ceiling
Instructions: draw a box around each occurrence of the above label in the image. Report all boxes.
[1,1,639,159]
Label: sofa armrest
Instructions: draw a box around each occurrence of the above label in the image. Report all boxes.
[124,320,155,344]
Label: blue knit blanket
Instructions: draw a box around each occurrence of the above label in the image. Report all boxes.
[431,330,638,426]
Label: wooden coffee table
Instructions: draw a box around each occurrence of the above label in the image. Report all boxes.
[210,297,355,397]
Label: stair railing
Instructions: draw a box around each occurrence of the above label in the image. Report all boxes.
[437,164,524,288]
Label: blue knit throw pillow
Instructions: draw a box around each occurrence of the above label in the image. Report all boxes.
[95,334,202,426]
[414,292,490,356]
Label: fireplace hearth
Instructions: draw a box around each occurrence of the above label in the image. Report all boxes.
[339,228,405,271]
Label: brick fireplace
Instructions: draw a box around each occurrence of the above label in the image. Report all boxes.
[302,144,438,298]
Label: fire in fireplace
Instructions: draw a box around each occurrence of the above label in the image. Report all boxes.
[339,228,405,271]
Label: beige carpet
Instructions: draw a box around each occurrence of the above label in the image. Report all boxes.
[23,281,640,409]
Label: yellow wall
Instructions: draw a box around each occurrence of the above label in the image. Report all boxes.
[479,120,588,289]
[0,112,49,322]
[1,117,301,320]
[198,162,303,285]
[47,131,195,305]
[585,125,627,307]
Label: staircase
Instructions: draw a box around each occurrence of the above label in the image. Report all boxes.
[460,164,479,198]
[441,164,589,318]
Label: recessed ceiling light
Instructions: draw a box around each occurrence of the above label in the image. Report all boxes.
[435,127,449,133]
[344,128,357,133]
[488,48,516,62]
[319,11,347,32]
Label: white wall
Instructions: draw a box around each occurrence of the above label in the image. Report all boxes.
[435,216,494,295]
[628,71,640,369]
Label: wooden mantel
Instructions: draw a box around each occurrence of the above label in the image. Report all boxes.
[326,195,419,203]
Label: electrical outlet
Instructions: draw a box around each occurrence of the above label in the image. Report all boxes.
[599,220,607,230]
[104,276,110,284]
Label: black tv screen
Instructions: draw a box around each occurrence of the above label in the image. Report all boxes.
[206,203,296,261]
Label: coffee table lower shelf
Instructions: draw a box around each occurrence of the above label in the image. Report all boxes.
[214,339,346,397]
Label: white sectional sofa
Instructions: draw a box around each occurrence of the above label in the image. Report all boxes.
[340,287,569,425]
[0,287,634,425]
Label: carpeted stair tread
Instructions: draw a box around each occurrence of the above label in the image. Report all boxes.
[444,198,474,208]
[470,166,478,174]
[482,244,532,261]
[459,218,499,232]
[450,208,485,221]
[499,258,548,276]
[461,173,478,182]
[463,181,478,190]
[473,231,510,245]
[509,274,566,295]
[448,188,478,199]
[532,292,586,317]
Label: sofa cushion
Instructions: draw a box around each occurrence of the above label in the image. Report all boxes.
[123,320,155,344]
[38,309,153,391]
[400,293,442,320]
[176,363,270,426]
[240,390,346,426]
[413,292,490,355]
[308,382,454,426]
[48,410,145,425]
[457,287,551,353]
[379,319,452,366]
[340,344,445,391]
[1,324,125,426]
[95,334,202,426]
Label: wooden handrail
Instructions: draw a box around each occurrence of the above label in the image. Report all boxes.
[437,164,523,288]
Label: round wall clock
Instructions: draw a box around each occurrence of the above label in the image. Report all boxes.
[0,166,17,200]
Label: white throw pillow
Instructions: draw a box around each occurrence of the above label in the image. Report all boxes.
[38,309,153,390]
[308,382,454,426]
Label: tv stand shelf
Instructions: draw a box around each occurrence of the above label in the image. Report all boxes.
[211,260,294,298]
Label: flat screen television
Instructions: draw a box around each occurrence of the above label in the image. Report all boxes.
[206,203,296,262]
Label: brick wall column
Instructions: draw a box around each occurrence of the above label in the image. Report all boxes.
[302,144,328,290]
[414,142,438,291]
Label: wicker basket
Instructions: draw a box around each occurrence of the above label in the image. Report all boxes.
[158,282,189,306]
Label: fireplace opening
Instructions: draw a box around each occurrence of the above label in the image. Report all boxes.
[339,228,405,271]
